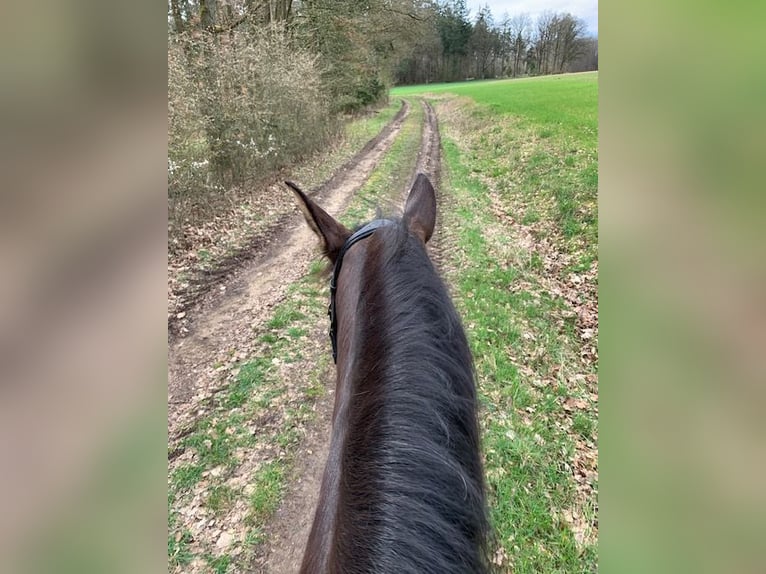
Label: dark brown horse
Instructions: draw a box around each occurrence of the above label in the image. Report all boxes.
[287,174,488,574]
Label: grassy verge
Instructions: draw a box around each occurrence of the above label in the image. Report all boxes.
[168,97,426,573]
[341,98,424,225]
[427,74,597,573]
[168,265,334,572]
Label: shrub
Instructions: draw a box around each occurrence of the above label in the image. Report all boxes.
[168,24,336,251]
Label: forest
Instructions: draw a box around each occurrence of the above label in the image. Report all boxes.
[168,0,597,248]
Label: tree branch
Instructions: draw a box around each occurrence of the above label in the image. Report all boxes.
[382,6,429,22]
[210,14,249,34]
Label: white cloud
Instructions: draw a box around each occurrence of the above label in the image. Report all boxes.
[465,0,598,36]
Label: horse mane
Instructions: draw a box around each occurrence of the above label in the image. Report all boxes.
[334,219,489,573]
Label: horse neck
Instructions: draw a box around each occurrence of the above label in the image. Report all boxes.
[317,231,487,573]
[299,239,381,573]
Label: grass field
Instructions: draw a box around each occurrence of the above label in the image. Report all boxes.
[392,72,597,143]
[396,73,599,572]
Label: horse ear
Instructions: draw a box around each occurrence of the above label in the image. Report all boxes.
[403,173,436,243]
[286,181,351,262]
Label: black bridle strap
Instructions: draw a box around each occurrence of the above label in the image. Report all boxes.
[329,219,394,363]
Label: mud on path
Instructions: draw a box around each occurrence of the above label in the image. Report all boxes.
[417,101,447,274]
[168,102,410,340]
[168,101,409,436]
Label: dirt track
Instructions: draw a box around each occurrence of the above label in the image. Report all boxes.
[168,101,409,435]
[255,100,443,573]
[168,98,443,572]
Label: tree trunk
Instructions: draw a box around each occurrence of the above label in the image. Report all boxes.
[170,0,185,33]
[200,0,217,30]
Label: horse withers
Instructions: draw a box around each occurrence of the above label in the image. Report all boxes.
[287,174,488,574]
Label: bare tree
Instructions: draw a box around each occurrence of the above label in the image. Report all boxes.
[530,11,587,74]
[554,14,587,72]
[505,13,530,77]
[569,36,598,72]
[469,6,501,79]
[534,11,555,74]
[170,0,186,33]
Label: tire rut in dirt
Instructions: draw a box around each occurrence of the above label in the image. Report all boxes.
[256,99,445,574]
[168,100,409,340]
[415,100,447,274]
[413,99,441,186]
[169,101,416,574]
[168,101,410,433]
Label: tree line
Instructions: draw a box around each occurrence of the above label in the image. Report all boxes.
[167,1,597,248]
[395,2,597,84]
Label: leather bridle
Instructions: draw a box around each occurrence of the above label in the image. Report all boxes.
[328,219,394,363]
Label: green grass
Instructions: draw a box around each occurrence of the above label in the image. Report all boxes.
[168,526,194,569]
[392,72,597,142]
[171,464,204,491]
[432,74,598,572]
[341,98,424,226]
[222,358,267,409]
[393,73,598,247]
[443,74,596,252]
[207,485,238,514]
[168,279,329,569]
[573,413,594,440]
[205,554,231,574]
[442,138,597,573]
[266,306,306,329]
[247,462,285,524]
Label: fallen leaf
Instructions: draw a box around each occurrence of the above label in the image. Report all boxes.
[216,530,233,549]
[492,546,508,566]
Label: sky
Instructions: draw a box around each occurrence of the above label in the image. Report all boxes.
[465,0,598,36]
